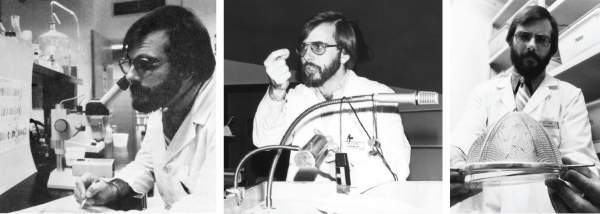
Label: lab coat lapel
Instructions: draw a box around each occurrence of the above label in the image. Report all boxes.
[522,74,557,114]
[498,73,516,112]
[163,75,214,164]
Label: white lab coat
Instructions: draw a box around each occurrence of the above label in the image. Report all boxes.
[114,75,216,212]
[253,70,411,193]
[451,71,600,212]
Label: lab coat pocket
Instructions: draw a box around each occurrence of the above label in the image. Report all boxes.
[172,165,190,183]
[158,168,192,206]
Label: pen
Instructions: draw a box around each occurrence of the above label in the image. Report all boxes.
[80,198,88,209]
[80,179,99,209]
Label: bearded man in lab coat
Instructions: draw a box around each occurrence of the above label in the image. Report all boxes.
[450,6,600,212]
[253,11,411,193]
[73,6,216,212]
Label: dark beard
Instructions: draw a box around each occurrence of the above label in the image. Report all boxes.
[302,52,341,87]
[130,71,182,113]
[510,47,551,79]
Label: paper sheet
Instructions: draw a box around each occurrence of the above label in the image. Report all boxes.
[15,195,118,213]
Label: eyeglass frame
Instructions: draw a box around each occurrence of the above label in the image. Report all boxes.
[296,42,340,57]
[513,31,551,48]
[118,57,169,77]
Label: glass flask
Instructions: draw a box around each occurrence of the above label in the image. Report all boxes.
[37,23,71,74]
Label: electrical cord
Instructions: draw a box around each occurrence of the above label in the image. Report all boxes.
[347,103,371,139]
[376,146,398,181]
[347,102,398,181]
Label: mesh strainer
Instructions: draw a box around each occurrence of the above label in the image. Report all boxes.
[452,112,593,186]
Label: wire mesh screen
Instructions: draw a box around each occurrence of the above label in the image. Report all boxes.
[467,112,562,164]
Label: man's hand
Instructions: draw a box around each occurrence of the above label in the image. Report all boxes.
[264,49,291,101]
[450,171,482,207]
[74,173,118,206]
[450,145,480,207]
[545,156,600,213]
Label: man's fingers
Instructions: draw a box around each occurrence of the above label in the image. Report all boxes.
[450,187,482,207]
[450,183,469,196]
[272,70,291,84]
[548,177,600,213]
[561,170,600,202]
[570,165,597,179]
[85,181,105,199]
[74,178,87,202]
[548,188,574,213]
[562,156,576,165]
[450,171,466,183]
[562,156,597,178]
[264,49,290,67]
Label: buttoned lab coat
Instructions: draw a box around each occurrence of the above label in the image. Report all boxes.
[253,70,411,193]
[451,71,600,213]
[114,75,216,212]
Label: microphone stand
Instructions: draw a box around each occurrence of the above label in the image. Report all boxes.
[228,91,438,209]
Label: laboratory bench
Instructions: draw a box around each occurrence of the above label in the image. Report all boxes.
[0,142,136,213]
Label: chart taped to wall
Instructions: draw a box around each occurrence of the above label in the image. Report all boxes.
[0,77,28,154]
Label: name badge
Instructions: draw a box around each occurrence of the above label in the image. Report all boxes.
[342,141,365,150]
[541,121,559,129]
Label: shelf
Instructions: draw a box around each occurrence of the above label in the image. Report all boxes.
[549,42,600,103]
[489,0,600,72]
[489,45,511,72]
[549,0,600,33]
[491,0,533,29]
[32,63,82,85]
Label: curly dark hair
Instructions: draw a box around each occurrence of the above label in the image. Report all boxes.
[123,5,215,81]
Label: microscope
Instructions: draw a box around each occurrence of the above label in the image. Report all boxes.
[47,77,129,189]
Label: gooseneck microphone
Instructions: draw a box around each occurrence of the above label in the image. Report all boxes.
[347,91,439,105]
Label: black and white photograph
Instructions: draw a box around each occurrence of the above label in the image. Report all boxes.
[449,0,600,213]
[223,1,442,213]
[0,0,216,212]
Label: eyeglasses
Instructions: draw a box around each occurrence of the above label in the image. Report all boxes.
[296,42,340,57]
[514,31,551,47]
[118,57,168,77]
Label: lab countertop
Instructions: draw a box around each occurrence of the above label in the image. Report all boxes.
[224,181,442,214]
[0,142,136,213]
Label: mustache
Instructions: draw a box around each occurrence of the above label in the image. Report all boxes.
[129,81,150,95]
[521,51,542,62]
[302,62,320,71]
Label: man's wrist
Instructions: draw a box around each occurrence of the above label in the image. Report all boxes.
[269,85,286,101]
[110,178,133,199]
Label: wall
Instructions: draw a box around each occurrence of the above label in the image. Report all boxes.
[448,0,505,132]
[93,0,216,50]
